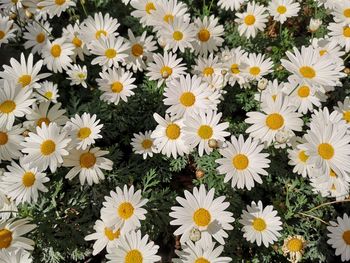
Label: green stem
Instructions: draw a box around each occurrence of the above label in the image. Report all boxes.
[297,212,329,225]
[306,199,350,213]
[32,18,53,38]
[34,89,50,101]
[208,0,215,14]
[80,0,88,17]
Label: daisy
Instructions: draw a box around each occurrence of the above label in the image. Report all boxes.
[239,201,282,247]
[21,122,71,172]
[216,135,270,190]
[0,15,16,47]
[218,0,247,11]
[170,184,235,245]
[106,230,161,263]
[0,249,32,263]
[0,125,24,162]
[235,2,269,38]
[146,51,186,87]
[0,0,22,10]
[36,81,59,103]
[130,0,160,27]
[0,160,49,205]
[183,111,230,156]
[131,130,158,159]
[0,191,17,221]
[151,113,189,159]
[0,218,36,251]
[311,38,345,63]
[84,219,121,256]
[334,97,350,125]
[0,53,51,89]
[282,235,306,263]
[268,0,300,24]
[192,15,224,56]
[100,185,148,231]
[327,213,350,262]
[64,112,103,150]
[0,82,35,130]
[41,38,75,73]
[328,22,350,52]
[63,147,113,185]
[97,68,136,106]
[62,22,90,62]
[254,79,285,107]
[223,47,249,86]
[66,64,88,88]
[38,0,76,18]
[23,20,52,55]
[192,54,223,79]
[245,95,303,146]
[244,52,274,81]
[332,1,350,24]
[287,139,314,178]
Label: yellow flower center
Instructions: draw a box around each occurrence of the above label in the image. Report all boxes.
[195,258,210,263]
[22,172,36,187]
[287,238,303,252]
[329,170,337,177]
[231,64,240,74]
[244,14,256,25]
[252,217,266,231]
[198,29,210,42]
[344,8,350,18]
[78,127,92,139]
[179,92,196,107]
[105,48,117,59]
[18,75,32,87]
[51,44,61,58]
[131,43,144,57]
[232,154,249,170]
[193,208,211,227]
[173,31,183,41]
[125,249,143,263]
[343,111,350,123]
[145,2,156,14]
[37,117,50,128]
[319,49,327,56]
[298,150,309,162]
[72,36,82,47]
[203,67,214,76]
[0,31,5,40]
[343,230,350,245]
[141,139,153,149]
[40,139,56,156]
[55,0,66,5]
[299,66,315,79]
[104,227,120,241]
[160,66,173,78]
[318,143,334,160]
[118,202,134,219]
[249,66,261,76]
[265,113,284,130]
[78,73,86,79]
[80,152,96,168]
[44,91,53,99]
[95,30,107,39]
[163,14,174,23]
[297,85,310,98]
[197,125,213,140]
[0,229,12,249]
[0,132,8,145]
[0,100,16,114]
[111,82,123,93]
[277,5,287,14]
[343,27,350,38]
[36,33,45,43]
[166,124,181,140]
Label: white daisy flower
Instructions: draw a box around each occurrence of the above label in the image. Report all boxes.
[332,1,350,24]
[0,191,17,220]
[170,184,235,245]
[0,249,32,263]
[130,0,160,27]
[239,200,282,247]
[334,97,350,125]
[244,52,274,81]
[223,47,249,86]
[36,81,59,103]
[282,235,306,263]
[0,0,22,10]
[131,130,158,159]
[310,38,345,64]
[268,0,300,24]
[327,213,350,262]
[23,20,52,55]
[0,124,24,162]
[38,0,76,18]
[218,0,247,11]
[192,53,223,79]
[254,79,285,107]
[0,14,16,47]
[62,22,90,62]
[287,140,313,178]
[100,185,148,231]
[328,22,350,52]
[66,64,88,88]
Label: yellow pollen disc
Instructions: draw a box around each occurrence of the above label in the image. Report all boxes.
[299,66,316,79]
[166,123,181,140]
[118,202,134,219]
[198,29,210,42]
[197,125,213,140]
[145,2,156,14]
[105,48,117,59]
[0,229,12,249]
[193,208,211,227]
[36,32,45,43]
[78,127,92,139]
[287,238,303,252]
[12,0,19,3]
[249,66,261,76]
[104,227,120,241]
[344,8,350,18]
[319,49,327,56]
[252,217,266,231]
[51,44,61,58]
[343,230,350,245]
[72,36,82,47]
[111,82,123,93]
[125,249,143,263]
[203,67,214,76]
[55,0,66,5]
[195,258,210,263]
[231,64,240,74]
[80,152,96,168]
[265,113,284,130]
[40,140,56,156]
[344,27,350,38]
[0,31,5,40]
[18,75,32,87]
[164,14,174,23]
[95,30,107,39]
[277,5,287,14]
[0,100,16,114]
[244,14,256,25]
[329,170,337,178]
[0,132,8,145]
[298,150,309,162]
[77,73,86,79]
[131,43,144,57]
[343,111,350,123]
[232,154,249,170]
[160,66,173,78]
[173,31,183,41]
[44,91,53,99]
[318,143,334,160]
[141,139,153,149]
[22,172,36,187]
[179,92,196,107]
[37,117,50,128]
[297,85,310,98]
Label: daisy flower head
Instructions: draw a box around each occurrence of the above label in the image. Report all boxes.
[218,0,247,11]
[0,0,23,10]
[106,230,161,263]
[38,0,76,18]
[239,200,282,247]
[327,213,350,262]
[97,68,136,106]
[36,81,59,103]
[0,124,24,162]
[311,38,345,64]
[0,191,17,221]
[183,111,230,156]
[334,97,350,125]
[268,0,300,24]
[223,47,249,86]
[332,1,350,24]
[287,139,313,178]
[130,0,160,27]
[282,235,306,263]
[131,130,158,159]
[170,184,235,245]
[244,52,274,81]
[21,122,71,173]
[0,81,35,130]
[62,22,90,62]
[41,38,75,73]
[216,135,270,190]
[0,249,32,263]
[0,159,49,205]
[151,113,189,159]
[101,185,148,231]
[146,51,186,87]
[63,147,113,185]
[23,20,52,55]
[192,53,223,79]
[192,15,224,56]
[235,2,269,39]
[254,79,285,108]
[66,64,88,88]
[328,22,350,52]
[0,14,16,47]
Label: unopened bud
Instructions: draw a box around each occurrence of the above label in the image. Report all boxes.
[189,227,201,242]
[142,55,148,62]
[208,138,218,149]
[221,69,228,76]
[275,129,293,144]
[344,68,350,75]
[309,18,322,33]
[195,169,205,179]
[257,78,268,91]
